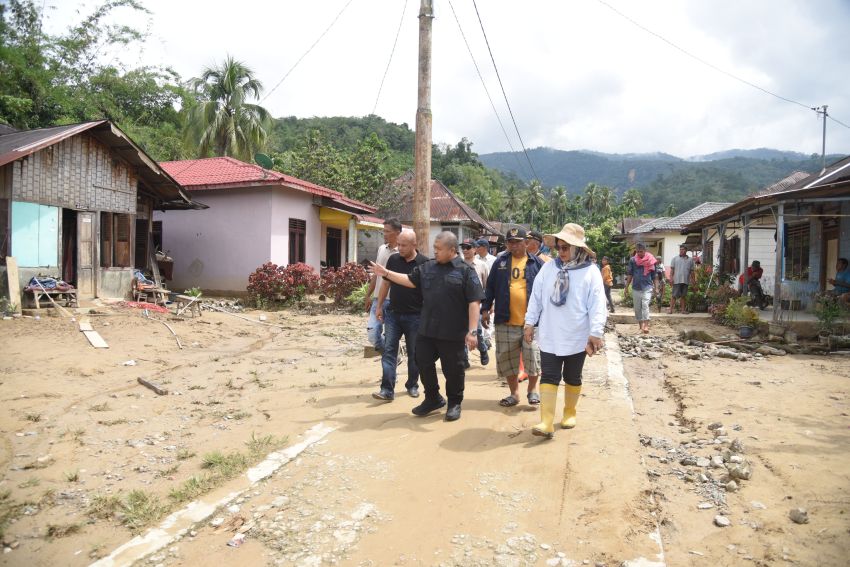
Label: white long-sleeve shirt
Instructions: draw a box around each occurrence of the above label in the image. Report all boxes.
[525,260,608,356]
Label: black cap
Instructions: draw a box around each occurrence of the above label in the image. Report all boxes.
[505,227,527,241]
[526,230,543,243]
[461,238,476,248]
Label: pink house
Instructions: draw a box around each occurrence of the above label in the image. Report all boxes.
[155,157,377,294]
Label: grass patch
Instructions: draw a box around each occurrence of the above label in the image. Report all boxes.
[25,412,42,422]
[120,490,167,532]
[64,470,80,482]
[245,432,286,457]
[176,449,195,461]
[89,402,111,412]
[87,494,122,520]
[157,463,180,477]
[201,451,248,477]
[168,474,216,504]
[224,378,242,390]
[187,385,205,391]
[18,477,40,489]
[97,418,128,426]
[46,522,82,539]
[0,490,24,540]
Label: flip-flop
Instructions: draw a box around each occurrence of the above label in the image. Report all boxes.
[527,392,540,405]
[499,395,519,407]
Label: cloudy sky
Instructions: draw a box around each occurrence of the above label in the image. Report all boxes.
[46,0,850,157]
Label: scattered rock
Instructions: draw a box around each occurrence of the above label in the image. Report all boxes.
[789,508,809,524]
[725,480,739,493]
[728,462,752,481]
[714,515,731,527]
[698,502,714,510]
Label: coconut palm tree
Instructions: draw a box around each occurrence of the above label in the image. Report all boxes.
[598,186,616,215]
[582,183,601,215]
[550,186,569,227]
[504,184,520,221]
[621,188,644,215]
[185,56,272,160]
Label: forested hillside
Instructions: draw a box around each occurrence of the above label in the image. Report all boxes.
[480,147,840,214]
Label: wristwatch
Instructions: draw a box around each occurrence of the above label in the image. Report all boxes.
[468,330,477,336]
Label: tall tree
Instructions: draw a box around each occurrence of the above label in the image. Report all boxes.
[598,186,616,216]
[186,56,271,160]
[621,188,644,215]
[582,183,602,215]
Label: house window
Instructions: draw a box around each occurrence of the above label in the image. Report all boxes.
[100,212,133,268]
[784,223,810,281]
[441,225,459,237]
[289,218,306,264]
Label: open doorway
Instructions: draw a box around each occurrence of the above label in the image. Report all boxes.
[61,209,77,285]
[326,227,342,268]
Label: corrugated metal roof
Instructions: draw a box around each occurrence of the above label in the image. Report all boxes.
[752,171,811,196]
[0,120,193,208]
[160,156,376,214]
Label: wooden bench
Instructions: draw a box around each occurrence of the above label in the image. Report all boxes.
[27,288,78,309]
[173,294,202,317]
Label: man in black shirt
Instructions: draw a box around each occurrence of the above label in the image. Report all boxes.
[373,231,429,400]
[371,231,484,421]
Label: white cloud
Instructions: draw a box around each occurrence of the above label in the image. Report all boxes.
[42,0,850,156]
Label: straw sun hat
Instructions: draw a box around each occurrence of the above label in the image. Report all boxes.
[544,223,594,255]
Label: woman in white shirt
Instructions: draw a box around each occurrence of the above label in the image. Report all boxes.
[523,223,608,439]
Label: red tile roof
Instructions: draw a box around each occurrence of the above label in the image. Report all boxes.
[159,156,376,213]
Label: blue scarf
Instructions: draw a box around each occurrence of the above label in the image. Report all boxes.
[550,256,593,306]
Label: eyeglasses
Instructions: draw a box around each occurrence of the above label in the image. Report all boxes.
[555,245,571,252]
[460,245,473,250]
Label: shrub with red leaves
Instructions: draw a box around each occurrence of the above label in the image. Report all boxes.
[247,262,320,305]
[321,262,369,304]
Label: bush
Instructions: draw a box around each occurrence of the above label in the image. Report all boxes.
[723,297,760,328]
[814,293,849,335]
[321,262,369,305]
[247,262,320,306]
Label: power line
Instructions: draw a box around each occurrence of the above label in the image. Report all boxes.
[470,0,540,182]
[372,0,408,115]
[446,0,529,178]
[261,0,356,103]
[595,0,850,131]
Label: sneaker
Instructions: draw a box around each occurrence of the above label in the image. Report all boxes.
[407,386,420,398]
[371,390,394,401]
[445,404,461,421]
[480,351,490,366]
[411,397,446,416]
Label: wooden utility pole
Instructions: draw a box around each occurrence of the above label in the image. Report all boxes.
[414,0,434,253]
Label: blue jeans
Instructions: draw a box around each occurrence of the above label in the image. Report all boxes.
[465,317,489,358]
[367,299,388,351]
[380,309,421,394]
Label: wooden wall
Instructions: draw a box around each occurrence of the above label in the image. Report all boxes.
[10,133,137,213]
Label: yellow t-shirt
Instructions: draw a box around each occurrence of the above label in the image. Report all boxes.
[508,256,528,325]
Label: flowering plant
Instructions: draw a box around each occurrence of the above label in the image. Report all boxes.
[321,262,369,305]
[247,262,319,306]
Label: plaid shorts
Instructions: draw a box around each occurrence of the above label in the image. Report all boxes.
[495,324,541,379]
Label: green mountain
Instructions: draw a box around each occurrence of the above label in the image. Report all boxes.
[480,147,842,214]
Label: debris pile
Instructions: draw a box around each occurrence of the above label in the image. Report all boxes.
[201,299,245,313]
[641,422,755,520]
[616,330,804,362]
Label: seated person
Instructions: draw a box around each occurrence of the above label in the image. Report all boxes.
[745,261,767,309]
[827,258,850,304]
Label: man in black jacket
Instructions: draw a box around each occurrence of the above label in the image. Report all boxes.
[371,231,484,422]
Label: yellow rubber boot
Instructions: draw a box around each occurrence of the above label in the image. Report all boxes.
[561,384,582,429]
[531,384,559,439]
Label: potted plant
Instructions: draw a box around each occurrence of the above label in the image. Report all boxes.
[814,293,843,346]
[724,297,760,338]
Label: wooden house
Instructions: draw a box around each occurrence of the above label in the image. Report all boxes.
[0,120,198,306]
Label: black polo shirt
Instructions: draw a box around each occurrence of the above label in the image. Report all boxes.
[385,252,428,313]
[408,255,485,341]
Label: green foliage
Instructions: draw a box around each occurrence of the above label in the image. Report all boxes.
[723,297,760,328]
[0,0,190,160]
[183,287,202,297]
[814,293,849,335]
[185,56,272,160]
[345,282,369,310]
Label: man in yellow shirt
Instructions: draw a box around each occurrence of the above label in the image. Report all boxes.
[481,227,545,407]
[601,256,615,313]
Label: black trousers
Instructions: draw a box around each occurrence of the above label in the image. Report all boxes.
[540,351,587,387]
[415,335,466,405]
[604,285,614,311]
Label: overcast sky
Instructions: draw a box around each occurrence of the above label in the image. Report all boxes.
[45,0,850,157]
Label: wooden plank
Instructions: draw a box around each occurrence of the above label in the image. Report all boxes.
[137,377,168,396]
[78,318,93,332]
[82,330,108,348]
[148,232,162,288]
[5,256,21,313]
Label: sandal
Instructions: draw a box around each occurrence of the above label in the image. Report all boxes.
[527,392,540,405]
[499,395,519,407]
